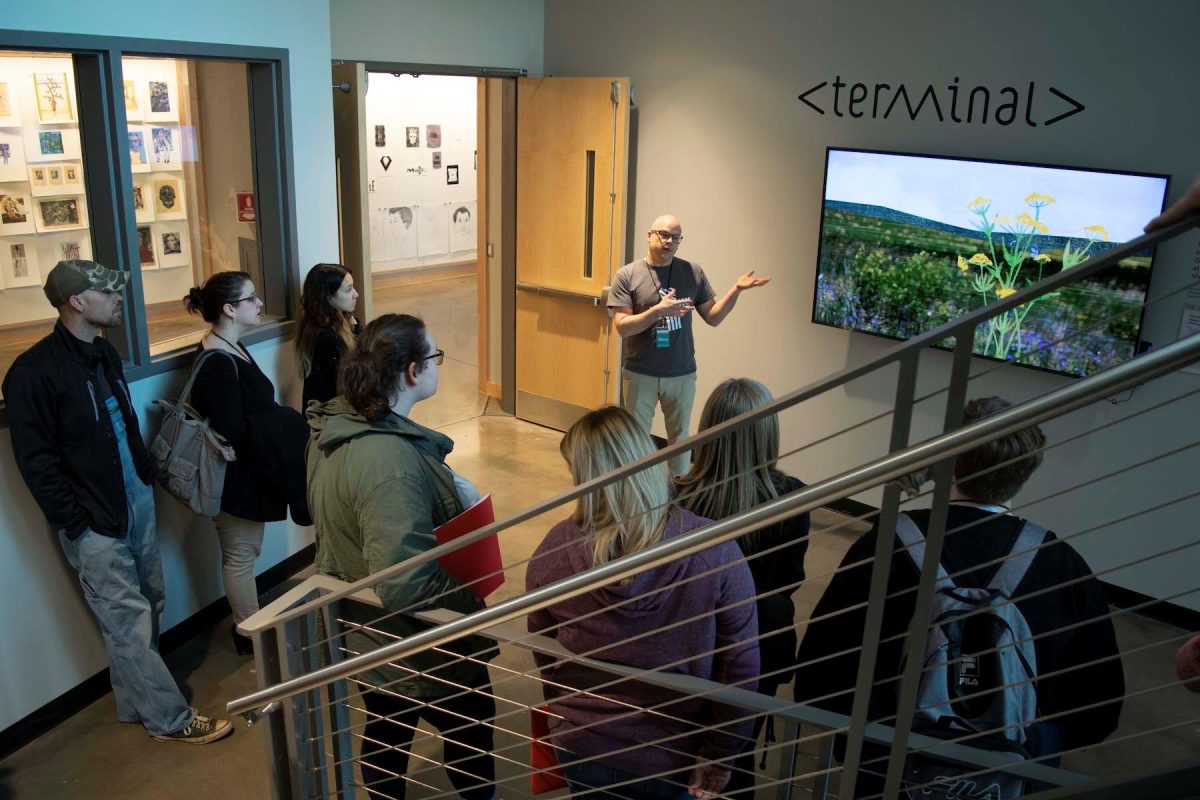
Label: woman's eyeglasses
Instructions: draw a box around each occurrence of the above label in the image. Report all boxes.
[421,349,445,365]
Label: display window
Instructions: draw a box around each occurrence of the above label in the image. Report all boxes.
[0,37,295,409]
[0,50,91,385]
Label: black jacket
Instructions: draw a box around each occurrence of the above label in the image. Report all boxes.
[3,321,154,540]
[302,326,353,410]
[794,506,1124,770]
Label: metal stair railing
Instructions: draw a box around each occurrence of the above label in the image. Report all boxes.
[228,212,1200,800]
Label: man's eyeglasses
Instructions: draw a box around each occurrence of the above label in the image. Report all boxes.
[650,230,683,242]
[422,349,445,365]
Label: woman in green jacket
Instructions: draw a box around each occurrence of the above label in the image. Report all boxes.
[306,313,495,800]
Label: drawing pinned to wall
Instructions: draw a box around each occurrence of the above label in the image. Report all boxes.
[374,125,386,147]
[384,205,417,260]
[3,240,41,288]
[128,128,150,173]
[123,80,142,121]
[416,204,448,257]
[446,164,459,185]
[153,221,190,268]
[23,126,80,163]
[0,82,19,126]
[380,155,392,172]
[449,201,476,252]
[0,190,35,236]
[406,127,419,147]
[0,130,27,182]
[426,125,441,148]
[154,177,186,219]
[33,72,73,123]
[34,196,87,232]
[137,225,157,269]
[432,151,442,169]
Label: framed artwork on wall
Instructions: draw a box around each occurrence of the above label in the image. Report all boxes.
[0,129,28,182]
[32,72,74,123]
[0,81,19,126]
[153,221,189,269]
[128,127,151,173]
[1,238,42,288]
[34,195,88,233]
[136,225,157,269]
[153,177,185,220]
[144,77,179,123]
[149,125,183,170]
[22,126,81,163]
[40,230,93,265]
[0,189,36,237]
[132,178,156,223]
[123,79,142,122]
[446,164,459,185]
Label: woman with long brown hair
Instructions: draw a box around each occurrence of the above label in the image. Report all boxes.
[306,313,495,800]
[674,377,810,796]
[295,262,359,408]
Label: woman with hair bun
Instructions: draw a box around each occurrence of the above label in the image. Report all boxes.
[296,263,359,409]
[184,271,310,656]
[306,313,496,800]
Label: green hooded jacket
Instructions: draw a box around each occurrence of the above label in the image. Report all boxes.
[306,397,491,697]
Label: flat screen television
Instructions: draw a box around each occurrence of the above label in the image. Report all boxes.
[812,147,1169,377]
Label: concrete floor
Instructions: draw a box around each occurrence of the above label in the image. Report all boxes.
[2,276,1198,798]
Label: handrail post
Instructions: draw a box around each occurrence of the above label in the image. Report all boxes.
[284,612,324,798]
[881,327,975,796]
[322,599,358,798]
[253,624,295,800]
[839,349,919,799]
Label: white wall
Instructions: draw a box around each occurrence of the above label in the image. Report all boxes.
[544,0,1200,609]
[0,0,338,730]
[329,0,544,73]
[365,73,477,271]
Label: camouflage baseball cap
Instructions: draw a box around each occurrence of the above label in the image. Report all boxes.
[43,260,128,307]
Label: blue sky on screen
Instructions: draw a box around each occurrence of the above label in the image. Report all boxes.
[824,150,1167,243]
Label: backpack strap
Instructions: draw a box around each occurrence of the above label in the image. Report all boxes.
[894,513,954,591]
[986,519,1048,596]
[177,348,239,407]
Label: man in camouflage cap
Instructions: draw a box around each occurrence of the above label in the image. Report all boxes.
[3,260,232,744]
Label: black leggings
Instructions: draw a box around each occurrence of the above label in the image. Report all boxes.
[360,686,497,800]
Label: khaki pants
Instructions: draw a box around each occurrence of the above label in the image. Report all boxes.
[622,369,697,476]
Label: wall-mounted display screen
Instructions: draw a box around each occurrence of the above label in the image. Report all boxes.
[812,148,1169,377]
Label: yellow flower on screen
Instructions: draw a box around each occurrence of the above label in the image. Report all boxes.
[957,255,969,272]
[1015,212,1036,227]
[1025,192,1055,206]
[996,286,1017,299]
[968,253,994,267]
[1084,224,1110,241]
[1034,254,1052,263]
[1030,220,1049,234]
[968,196,991,210]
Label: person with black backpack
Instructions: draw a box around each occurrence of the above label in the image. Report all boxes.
[794,396,1124,798]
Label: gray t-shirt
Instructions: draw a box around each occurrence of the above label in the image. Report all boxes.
[607,257,715,377]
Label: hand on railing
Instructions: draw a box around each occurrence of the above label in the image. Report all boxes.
[1145,176,1200,232]
[687,762,730,798]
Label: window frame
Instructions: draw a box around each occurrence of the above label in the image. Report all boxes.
[0,29,299,423]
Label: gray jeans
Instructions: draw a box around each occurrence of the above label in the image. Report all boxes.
[214,512,266,625]
[622,369,697,476]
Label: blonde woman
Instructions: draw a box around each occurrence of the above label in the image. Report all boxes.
[526,406,760,800]
[675,378,810,795]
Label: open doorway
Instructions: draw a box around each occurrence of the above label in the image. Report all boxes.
[362,72,484,428]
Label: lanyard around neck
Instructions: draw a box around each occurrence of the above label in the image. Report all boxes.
[644,257,674,294]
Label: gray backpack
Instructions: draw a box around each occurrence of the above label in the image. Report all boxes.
[894,513,1045,800]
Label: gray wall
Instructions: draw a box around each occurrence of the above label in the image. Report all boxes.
[330,0,544,72]
[544,0,1200,609]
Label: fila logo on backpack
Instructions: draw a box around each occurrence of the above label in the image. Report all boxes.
[894,513,1047,800]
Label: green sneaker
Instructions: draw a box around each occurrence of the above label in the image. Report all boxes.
[152,712,233,744]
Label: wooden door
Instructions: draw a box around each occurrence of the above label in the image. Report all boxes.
[515,77,630,430]
[331,63,373,322]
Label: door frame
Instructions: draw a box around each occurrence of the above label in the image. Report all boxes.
[332,59,525,413]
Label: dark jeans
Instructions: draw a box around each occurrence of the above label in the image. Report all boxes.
[559,751,691,800]
[360,687,497,800]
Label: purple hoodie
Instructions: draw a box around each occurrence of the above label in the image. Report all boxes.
[526,507,760,778]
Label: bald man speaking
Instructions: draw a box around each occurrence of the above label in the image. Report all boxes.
[607,214,769,475]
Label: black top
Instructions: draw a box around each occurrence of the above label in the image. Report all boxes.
[794,506,1124,761]
[677,471,809,693]
[302,326,353,409]
[3,321,154,539]
[190,343,287,522]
